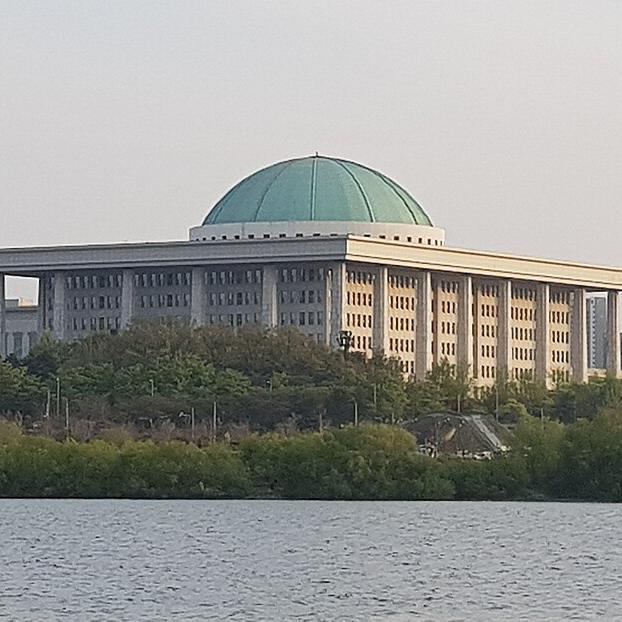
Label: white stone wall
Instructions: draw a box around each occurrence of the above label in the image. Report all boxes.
[190,221,446,247]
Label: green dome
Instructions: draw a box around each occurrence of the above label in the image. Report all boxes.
[203,156,432,226]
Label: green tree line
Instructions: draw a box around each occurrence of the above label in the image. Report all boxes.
[3,321,622,435]
[1,417,622,501]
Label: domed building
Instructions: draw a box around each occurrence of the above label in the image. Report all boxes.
[190,155,444,246]
[1,155,621,386]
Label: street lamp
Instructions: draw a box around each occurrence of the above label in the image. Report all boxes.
[338,330,354,356]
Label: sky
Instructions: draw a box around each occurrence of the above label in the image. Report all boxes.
[2,0,622,300]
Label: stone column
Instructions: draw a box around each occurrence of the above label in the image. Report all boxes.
[432,277,442,366]
[329,262,347,349]
[373,266,389,354]
[457,274,474,375]
[323,266,333,347]
[497,279,512,380]
[52,271,66,341]
[37,276,45,335]
[0,274,6,358]
[190,267,206,327]
[120,269,135,330]
[415,270,432,380]
[261,265,278,328]
[535,282,550,384]
[607,290,620,377]
[571,288,588,383]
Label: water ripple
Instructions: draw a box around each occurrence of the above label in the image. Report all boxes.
[0,500,621,620]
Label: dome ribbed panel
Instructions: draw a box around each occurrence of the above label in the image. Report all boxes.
[202,156,433,226]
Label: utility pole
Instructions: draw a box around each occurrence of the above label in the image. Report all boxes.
[212,400,217,443]
[55,376,60,419]
[149,378,155,397]
[319,409,324,432]
[191,407,196,443]
[353,398,359,427]
[64,398,70,440]
[495,382,500,422]
[45,389,50,419]
[373,384,377,410]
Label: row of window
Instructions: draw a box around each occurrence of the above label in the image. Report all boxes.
[550,310,570,324]
[480,285,499,297]
[208,313,259,326]
[438,280,458,294]
[346,271,375,285]
[513,347,535,361]
[280,290,323,305]
[390,296,415,310]
[439,321,456,335]
[389,275,416,289]
[512,287,536,301]
[280,267,326,283]
[511,307,535,321]
[207,270,262,286]
[70,296,121,311]
[136,272,190,288]
[390,317,416,332]
[551,291,570,304]
[209,291,260,307]
[512,327,536,341]
[552,369,571,383]
[439,341,457,357]
[347,291,372,307]
[552,350,570,364]
[140,294,190,309]
[66,274,123,290]
[481,324,497,338]
[390,338,415,353]
[441,300,457,314]
[346,313,372,329]
[481,344,497,358]
[481,365,497,379]
[280,311,324,327]
[353,335,372,351]
[552,330,569,344]
[401,360,416,375]
[71,316,121,332]
[481,304,497,318]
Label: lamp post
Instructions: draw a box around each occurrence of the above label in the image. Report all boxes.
[353,397,359,427]
[55,376,60,419]
[338,330,353,357]
[212,400,217,443]
[64,397,70,440]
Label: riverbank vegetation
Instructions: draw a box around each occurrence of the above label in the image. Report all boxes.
[4,322,622,435]
[3,322,622,500]
[1,415,622,501]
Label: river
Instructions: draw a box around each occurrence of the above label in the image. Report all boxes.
[0,500,620,620]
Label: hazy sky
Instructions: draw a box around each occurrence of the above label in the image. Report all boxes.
[2,1,622,299]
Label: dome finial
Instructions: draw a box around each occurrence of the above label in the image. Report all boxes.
[314,150,319,157]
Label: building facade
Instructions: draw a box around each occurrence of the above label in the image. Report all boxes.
[587,296,607,370]
[1,155,621,386]
[3,299,38,359]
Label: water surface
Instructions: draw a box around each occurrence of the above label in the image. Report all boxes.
[0,500,619,620]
